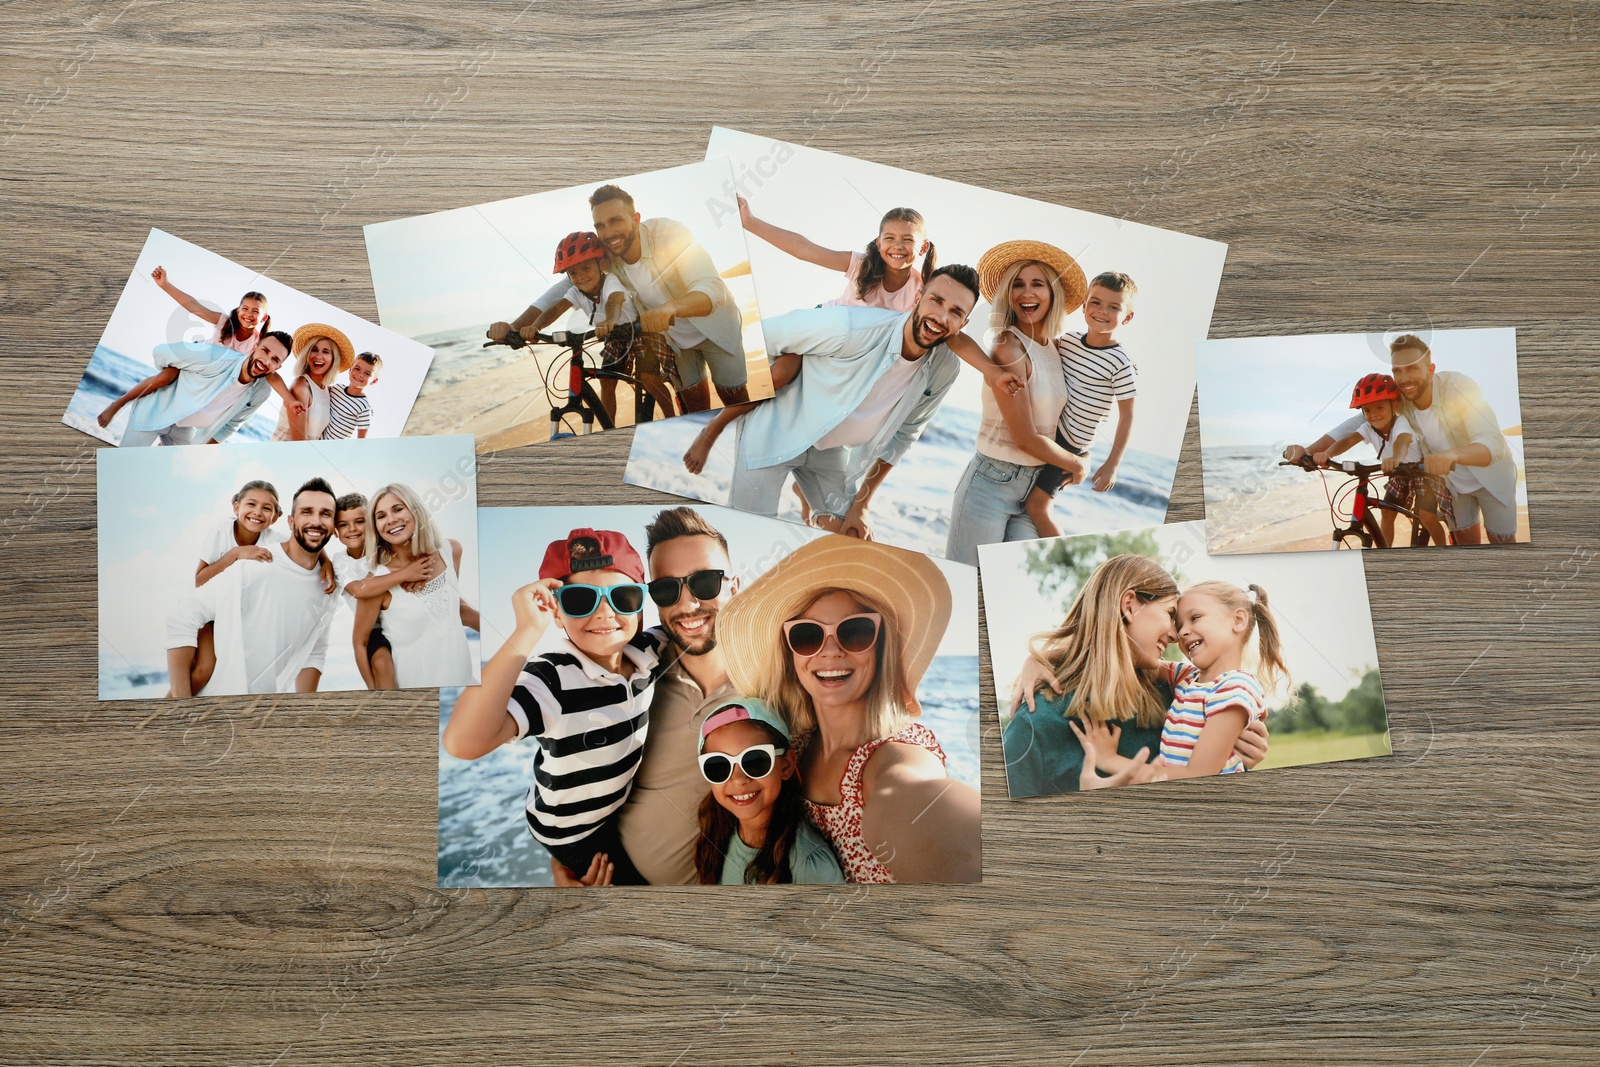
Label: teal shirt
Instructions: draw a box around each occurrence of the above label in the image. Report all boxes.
[1001,687,1168,798]
[718,818,846,885]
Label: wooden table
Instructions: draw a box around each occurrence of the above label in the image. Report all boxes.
[3,2,1596,1063]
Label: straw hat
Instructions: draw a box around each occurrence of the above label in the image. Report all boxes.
[291,323,356,374]
[976,239,1088,313]
[718,535,952,716]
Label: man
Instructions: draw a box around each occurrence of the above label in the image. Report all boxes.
[489,184,750,414]
[553,505,741,886]
[727,264,979,541]
[117,330,292,446]
[1387,333,1519,545]
[166,477,340,695]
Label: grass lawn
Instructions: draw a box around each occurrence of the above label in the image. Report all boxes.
[1258,730,1391,771]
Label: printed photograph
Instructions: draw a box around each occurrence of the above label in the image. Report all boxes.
[364,159,773,453]
[65,228,434,447]
[982,521,1389,798]
[1197,327,1530,553]
[624,126,1229,562]
[98,435,480,700]
[439,504,980,888]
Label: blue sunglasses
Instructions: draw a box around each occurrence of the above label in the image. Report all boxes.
[556,582,647,618]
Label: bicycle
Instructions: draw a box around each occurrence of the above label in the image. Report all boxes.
[1278,453,1436,549]
[483,327,675,441]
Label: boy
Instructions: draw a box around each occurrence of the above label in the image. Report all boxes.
[1283,373,1452,547]
[323,352,380,440]
[440,529,670,885]
[1024,272,1140,537]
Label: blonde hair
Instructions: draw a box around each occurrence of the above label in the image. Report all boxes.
[293,335,343,389]
[1027,554,1178,729]
[988,259,1070,342]
[1180,580,1289,693]
[367,483,444,567]
[758,587,912,741]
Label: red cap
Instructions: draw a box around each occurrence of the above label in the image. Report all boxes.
[538,528,644,583]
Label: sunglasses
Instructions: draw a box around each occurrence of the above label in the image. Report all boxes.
[781,612,882,657]
[555,582,647,618]
[698,743,786,785]
[646,568,728,607]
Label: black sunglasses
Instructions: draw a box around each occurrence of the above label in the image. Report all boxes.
[555,583,647,618]
[646,568,727,607]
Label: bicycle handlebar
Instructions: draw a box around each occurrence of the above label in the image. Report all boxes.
[482,328,598,350]
[1279,455,1425,478]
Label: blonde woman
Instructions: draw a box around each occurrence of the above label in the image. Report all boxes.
[352,483,478,689]
[1003,554,1271,797]
[271,324,354,441]
[718,536,980,884]
[945,241,1098,565]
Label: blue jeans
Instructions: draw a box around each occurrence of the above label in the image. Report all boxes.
[945,453,1042,565]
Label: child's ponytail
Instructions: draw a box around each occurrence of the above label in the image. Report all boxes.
[1247,584,1289,693]
[918,240,938,288]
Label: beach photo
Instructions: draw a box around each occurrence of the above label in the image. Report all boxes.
[98,435,480,700]
[364,159,773,454]
[981,520,1390,799]
[440,503,980,888]
[1198,327,1530,553]
[624,126,1229,562]
[65,228,434,448]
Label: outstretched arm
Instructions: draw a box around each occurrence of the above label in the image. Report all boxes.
[737,195,853,272]
[859,743,982,884]
[284,378,312,440]
[150,266,225,325]
[98,366,180,427]
[441,580,558,760]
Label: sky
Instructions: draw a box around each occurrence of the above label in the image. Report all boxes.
[978,520,1381,709]
[477,505,977,662]
[93,229,435,437]
[98,435,479,686]
[702,125,1228,446]
[1197,327,1524,449]
[363,158,758,340]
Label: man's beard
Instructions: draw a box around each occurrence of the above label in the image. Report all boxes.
[911,312,948,349]
[293,524,329,553]
[665,611,718,655]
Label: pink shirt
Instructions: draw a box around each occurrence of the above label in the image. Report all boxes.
[825,250,922,311]
[210,313,260,355]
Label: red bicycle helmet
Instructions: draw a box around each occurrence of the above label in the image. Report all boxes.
[553,231,606,273]
[1350,372,1401,408]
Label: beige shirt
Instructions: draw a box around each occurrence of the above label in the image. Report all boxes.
[616,652,733,885]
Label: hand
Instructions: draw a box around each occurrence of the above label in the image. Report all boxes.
[983,368,1026,397]
[1423,452,1455,478]
[151,265,167,287]
[736,194,754,228]
[509,578,560,637]
[1008,654,1063,714]
[318,554,338,595]
[287,397,307,417]
[234,545,274,564]
[398,552,444,594]
[1080,747,1170,790]
[1090,461,1118,493]
[486,321,513,344]
[1234,717,1271,769]
[550,853,614,887]
[96,401,121,428]
[595,320,611,340]
[1282,444,1306,463]
[1058,453,1086,487]
[1070,718,1122,770]
[1380,455,1399,475]
[838,509,872,541]
[639,306,675,335]
[1311,451,1331,467]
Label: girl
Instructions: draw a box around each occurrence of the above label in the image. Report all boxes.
[352,484,478,690]
[271,325,354,442]
[693,698,845,885]
[1079,580,1287,781]
[737,198,935,310]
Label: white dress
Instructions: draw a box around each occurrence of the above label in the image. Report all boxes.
[271,379,331,441]
[376,549,474,688]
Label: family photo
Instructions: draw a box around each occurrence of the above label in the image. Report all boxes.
[98,435,481,699]
[624,127,1229,562]
[364,159,773,453]
[981,521,1390,798]
[1197,327,1530,553]
[65,228,434,447]
[439,504,981,887]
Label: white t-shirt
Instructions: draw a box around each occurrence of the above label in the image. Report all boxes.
[814,353,925,451]
[619,259,707,349]
[1330,412,1422,464]
[197,514,286,567]
[1408,404,1484,494]
[564,274,638,327]
[175,380,250,430]
[333,549,371,612]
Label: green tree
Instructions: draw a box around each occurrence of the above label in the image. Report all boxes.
[1281,681,1332,734]
[1021,530,1173,611]
[1332,669,1387,734]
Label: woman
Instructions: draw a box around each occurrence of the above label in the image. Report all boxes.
[1003,554,1270,797]
[352,483,478,689]
[270,323,354,441]
[719,536,981,884]
[945,240,1097,565]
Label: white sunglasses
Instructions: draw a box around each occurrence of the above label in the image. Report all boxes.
[697,743,786,784]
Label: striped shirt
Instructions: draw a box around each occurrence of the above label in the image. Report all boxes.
[321,384,371,440]
[507,628,668,846]
[1055,331,1137,451]
[1157,662,1266,774]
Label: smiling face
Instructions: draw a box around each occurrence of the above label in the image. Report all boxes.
[788,590,879,715]
[246,335,289,380]
[566,258,604,295]
[371,491,416,550]
[334,507,368,555]
[907,274,975,352]
[1009,262,1055,330]
[1082,283,1133,340]
[648,534,736,656]
[1360,398,1398,435]
[289,491,336,554]
[704,718,791,827]
[1389,345,1433,402]
[304,337,337,379]
[876,218,923,274]
[236,296,265,332]
[555,567,641,662]
[591,198,640,259]
[234,489,280,538]
[1175,590,1246,675]
[1122,591,1178,671]
[347,359,376,390]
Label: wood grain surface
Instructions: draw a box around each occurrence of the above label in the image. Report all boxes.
[4,2,1598,1064]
